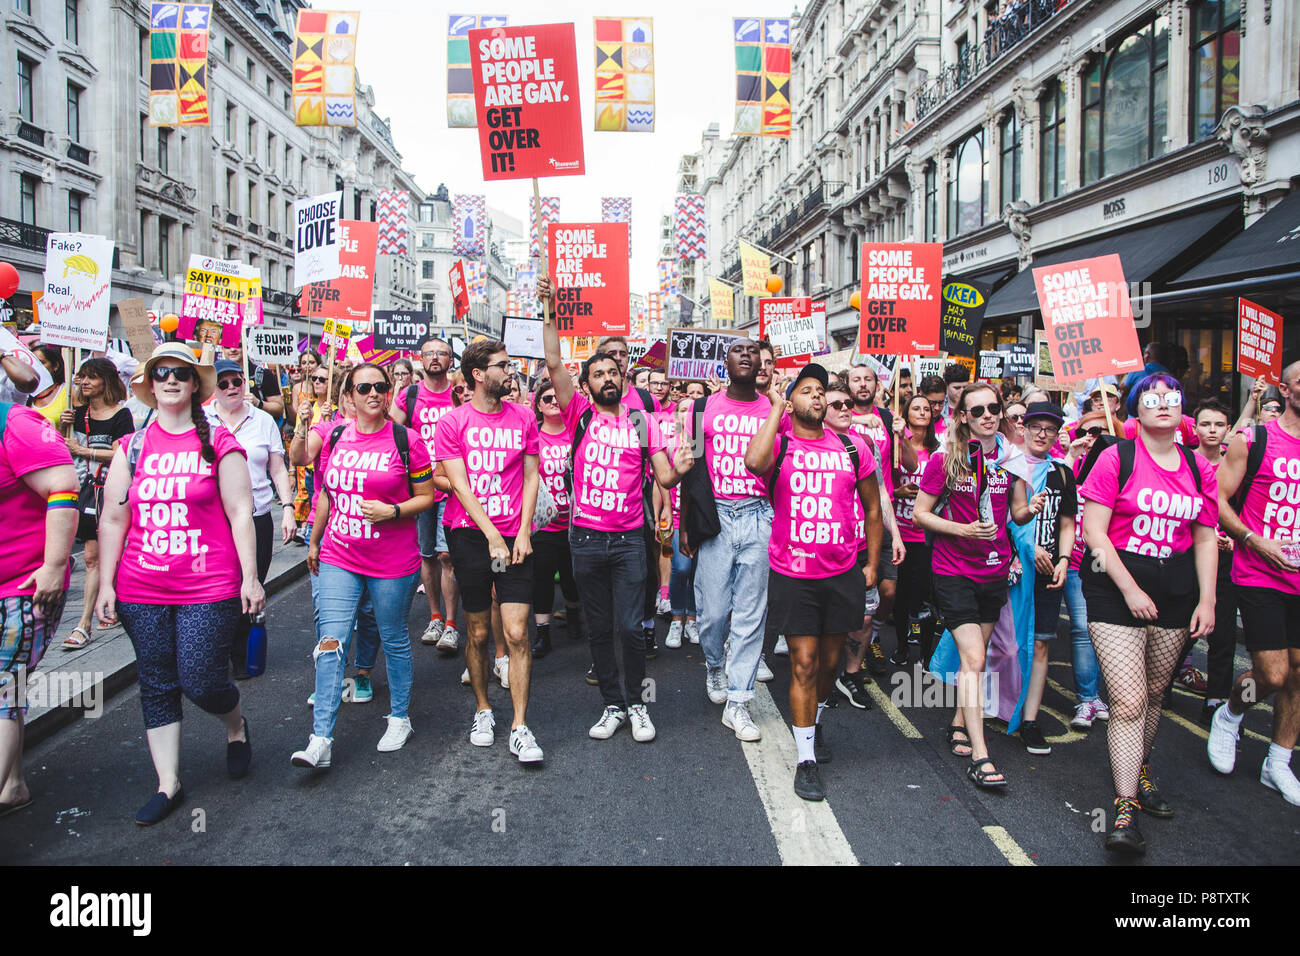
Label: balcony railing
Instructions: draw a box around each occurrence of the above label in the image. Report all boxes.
[17,121,45,147]
[0,216,49,252]
[66,142,90,164]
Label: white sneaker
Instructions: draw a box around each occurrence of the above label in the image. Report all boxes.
[470,708,495,747]
[460,667,470,686]
[1207,703,1240,774]
[437,625,460,654]
[722,700,761,742]
[756,655,774,682]
[494,656,510,690]
[656,595,672,616]
[665,620,683,648]
[1091,699,1110,722]
[589,705,626,739]
[420,618,445,646]
[509,725,544,763]
[774,634,789,656]
[1261,760,1300,806]
[628,704,656,742]
[376,715,414,752]
[1070,701,1094,730]
[685,620,699,644]
[291,734,332,768]
[705,666,728,704]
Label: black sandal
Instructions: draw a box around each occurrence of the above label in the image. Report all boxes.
[946,725,972,756]
[968,757,1008,789]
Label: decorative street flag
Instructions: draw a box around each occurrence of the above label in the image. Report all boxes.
[148,2,211,127]
[293,9,359,127]
[658,260,679,299]
[593,17,655,132]
[376,189,409,255]
[732,17,791,138]
[449,261,470,319]
[739,239,771,296]
[531,196,560,259]
[647,292,663,323]
[447,14,508,128]
[464,261,488,303]
[709,279,734,324]
[515,264,538,301]
[602,197,632,256]
[674,195,707,259]
[452,194,487,257]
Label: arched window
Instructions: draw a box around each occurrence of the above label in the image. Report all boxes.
[946,129,987,236]
[999,110,1021,204]
[1191,0,1240,140]
[1082,15,1170,184]
[1039,80,1066,200]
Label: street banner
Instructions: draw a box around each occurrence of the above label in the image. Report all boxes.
[447,14,508,127]
[675,195,706,259]
[709,279,735,324]
[373,310,432,351]
[1032,254,1142,383]
[302,220,376,324]
[732,17,791,138]
[350,333,400,366]
[503,315,546,359]
[147,2,211,127]
[547,222,630,336]
[292,9,359,127]
[376,189,409,255]
[39,233,114,351]
[531,196,561,259]
[247,328,298,364]
[739,240,770,297]
[449,262,470,320]
[759,297,815,370]
[468,22,585,180]
[633,339,666,371]
[179,255,259,347]
[978,350,1005,380]
[294,191,344,286]
[860,242,942,355]
[117,297,156,363]
[593,17,655,132]
[464,261,488,303]
[1238,297,1283,386]
[657,259,679,299]
[452,194,487,257]
[602,197,632,255]
[317,318,352,361]
[940,278,989,357]
[997,342,1035,379]
[668,327,736,382]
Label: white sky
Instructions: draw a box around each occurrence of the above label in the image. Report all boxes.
[347,1,799,294]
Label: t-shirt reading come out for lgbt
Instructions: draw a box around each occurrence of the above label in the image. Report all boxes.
[115,423,245,605]
[919,448,1015,581]
[689,392,770,499]
[0,405,75,598]
[436,401,540,538]
[565,392,664,532]
[395,381,454,502]
[766,430,873,578]
[1231,419,1300,594]
[318,421,431,578]
[1079,440,1217,559]
[537,426,573,533]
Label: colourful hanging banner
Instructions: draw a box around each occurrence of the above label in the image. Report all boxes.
[452,195,487,257]
[464,261,488,303]
[376,189,409,255]
[675,195,706,260]
[447,14,508,128]
[739,240,771,297]
[148,3,211,127]
[657,259,679,299]
[293,9,359,127]
[531,196,560,259]
[732,17,791,137]
[602,197,632,256]
[593,17,655,132]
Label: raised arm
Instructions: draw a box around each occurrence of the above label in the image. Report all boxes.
[538,274,576,411]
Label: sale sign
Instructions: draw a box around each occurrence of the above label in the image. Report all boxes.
[547,222,629,336]
[1238,298,1283,386]
[759,297,815,370]
[302,220,376,324]
[293,191,343,286]
[468,22,585,180]
[860,243,941,355]
[1032,254,1142,383]
[318,318,352,361]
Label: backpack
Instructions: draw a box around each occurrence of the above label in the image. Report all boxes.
[1076,435,1202,495]
[1230,424,1268,511]
[404,383,420,421]
[768,431,860,503]
[566,405,655,528]
[680,395,722,544]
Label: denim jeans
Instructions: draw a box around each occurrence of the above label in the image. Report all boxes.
[312,562,418,739]
[1065,569,1100,702]
[670,528,696,616]
[309,566,379,670]
[693,497,772,704]
[570,526,647,709]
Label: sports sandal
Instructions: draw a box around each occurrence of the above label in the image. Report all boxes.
[967,757,1008,789]
[946,724,972,757]
[61,626,91,650]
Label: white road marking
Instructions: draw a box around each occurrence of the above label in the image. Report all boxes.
[982,825,1035,865]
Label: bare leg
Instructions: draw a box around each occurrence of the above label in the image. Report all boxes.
[464,609,493,713]
[144,722,183,798]
[1022,639,1051,722]
[788,635,820,726]
[501,603,532,728]
[419,556,440,618]
[0,715,27,805]
[75,540,99,635]
[438,553,459,626]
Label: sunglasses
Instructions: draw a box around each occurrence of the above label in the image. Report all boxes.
[539,394,558,406]
[352,381,392,396]
[454,385,469,394]
[1262,403,1284,414]
[150,365,196,383]
[311,374,329,384]
[1139,391,1183,409]
[826,399,852,411]
[1005,413,1023,422]
[217,375,244,390]
[1081,426,1105,438]
[965,402,1002,419]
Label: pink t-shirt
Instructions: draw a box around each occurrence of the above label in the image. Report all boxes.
[395,380,454,502]
[919,448,1016,581]
[767,430,873,578]
[565,392,664,532]
[116,423,245,605]
[658,408,683,529]
[690,391,771,499]
[840,429,872,549]
[307,415,343,524]
[436,401,540,538]
[0,406,75,598]
[318,421,431,578]
[1080,440,1218,558]
[537,425,573,533]
[1231,419,1300,594]
[893,445,932,543]
[851,411,893,497]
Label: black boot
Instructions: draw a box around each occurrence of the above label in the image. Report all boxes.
[565,606,584,641]
[531,623,552,659]
[1105,797,1145,855]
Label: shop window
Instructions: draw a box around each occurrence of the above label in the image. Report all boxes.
[1082,15,1170,185]
[947,128,988,236]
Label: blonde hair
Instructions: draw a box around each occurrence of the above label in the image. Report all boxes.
[943,383,1000,489]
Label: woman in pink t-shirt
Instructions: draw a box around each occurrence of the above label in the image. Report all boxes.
[95,344,263,826]
[892,394,939,662]
[1079,373,1218,855]
[660,395,699,649]
[529,379,581,659]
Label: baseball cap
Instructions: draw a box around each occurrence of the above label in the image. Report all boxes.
[785,362,829,399]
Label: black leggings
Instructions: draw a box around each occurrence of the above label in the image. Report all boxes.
[894,538,932,620]
[532,529,580,613]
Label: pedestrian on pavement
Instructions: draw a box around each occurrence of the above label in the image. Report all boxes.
[529,378,582,659]
[95,343,262,825]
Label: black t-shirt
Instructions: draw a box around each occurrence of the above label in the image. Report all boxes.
[1034,461,1078,560]
[248,365,282,422]
[73,405,135,486]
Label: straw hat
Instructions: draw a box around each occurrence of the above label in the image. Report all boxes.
[130,342,216,408]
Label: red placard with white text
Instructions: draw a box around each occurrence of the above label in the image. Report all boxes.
[759,297,814,371]
[450,261,470,320]
[1032,254,1142,384]
[468,22,585,180]
[859,243,941,355]
[301,221,376,323]
[1238,297,1283,386]
[547,222,629,336]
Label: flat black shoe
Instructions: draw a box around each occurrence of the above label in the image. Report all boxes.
[1020,721,1051,755]
[814,724,832,763]
[1137,763,1173,818]
[584,665,599,686]
[793,760,826,801]
[531,635,552,659]
[1105,798,1146,855]
[644,628,658,660]
[866,643,888,676]
[227,718,251,779]
[135,787,184,826]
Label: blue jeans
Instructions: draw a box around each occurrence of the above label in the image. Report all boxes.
[670,528,696,616]
[312,563,418,738]
[309,567,379,670]
[693,497,772,704]
[1065,569,1100,702]
[570,527,648,709]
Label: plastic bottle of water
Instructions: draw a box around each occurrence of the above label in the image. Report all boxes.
[246,612,267,677]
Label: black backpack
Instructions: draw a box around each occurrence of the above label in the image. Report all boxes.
[566,405,655,528]
[680,395,721,544]
[326,421,414,496]
[1229,424,1268,511]
[1076,435,1202,495]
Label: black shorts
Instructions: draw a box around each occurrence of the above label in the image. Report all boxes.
[768,566,865,637]
[447,527,535,614]
[1236,585,1300,652]
[1081,550,1198,629]
[932,574,1009,630]
[1032,574,1065,639]
[877,524,898,581]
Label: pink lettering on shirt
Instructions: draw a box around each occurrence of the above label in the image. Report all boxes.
[919,448,1015,581]
[436,402,539,538]
[1231,419,1300,594]
[893,446,932,543]
[565,392,664,532]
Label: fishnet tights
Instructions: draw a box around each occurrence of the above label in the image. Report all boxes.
[1088,622,1188,799]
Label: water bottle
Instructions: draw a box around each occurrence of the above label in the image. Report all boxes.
[246,612,267,677]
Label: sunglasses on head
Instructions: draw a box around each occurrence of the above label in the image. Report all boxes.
[150,365,196,383]
[352,381,391,396]
[1139,391,1183,409]
[965,401,1002,419]
[217,375,244,390]
[826,399,852,411]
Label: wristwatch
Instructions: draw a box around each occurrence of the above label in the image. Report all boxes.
[392,503,401,520]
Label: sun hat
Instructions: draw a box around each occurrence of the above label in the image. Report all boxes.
[131,342,216,408]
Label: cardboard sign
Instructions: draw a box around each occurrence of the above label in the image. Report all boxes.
[997,342,1035,379]
[978,350,1005,380]
[40,233,114,351]
[373,310,432,351]
[449,261,471,320]
[468,22,585,180]
[759,297,815,370]
[1238,297,1283,386]
[179,255,261,347]
[318,318,352,361]
[301,220,376,323]
[503,315,546,359]
[247,328,298,364]
[1032,254,1142,383]
[1033,332,1057,387]
[915,356,946,381]
[117,297,157,361]
[863,354,896,388]
[547,222,629,336]
[709,278,735,323]
[293,191,344,286]
[668,327,735,382]
[940,279,988,358]
[859,242,941,355]
[633,339,666,371]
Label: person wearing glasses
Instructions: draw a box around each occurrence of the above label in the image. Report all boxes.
[529,379,582,659]
[391,336,461,656]
[390,359,414,391]
[295,363,435,769]
[1001,400,1027,448]
[95,344,262,825]
[1078,374,1218,854]
[206,359,296,679]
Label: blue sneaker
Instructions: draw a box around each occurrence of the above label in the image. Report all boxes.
[351,674,373,704]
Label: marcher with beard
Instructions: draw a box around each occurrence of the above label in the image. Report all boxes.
[392,336,462,656]
[745,364,882,800]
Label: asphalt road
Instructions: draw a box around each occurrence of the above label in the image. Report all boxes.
[4,575,1298,866]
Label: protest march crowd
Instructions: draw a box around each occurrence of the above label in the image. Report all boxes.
[1,278,1298,859]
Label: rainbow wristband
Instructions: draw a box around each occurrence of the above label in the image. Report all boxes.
[47,491,79,510]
